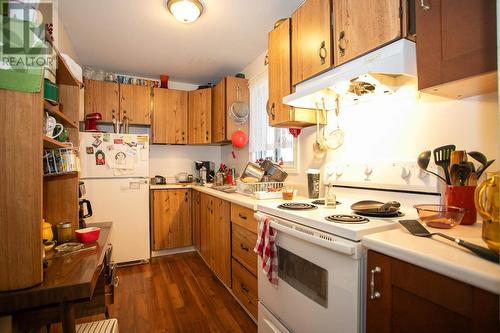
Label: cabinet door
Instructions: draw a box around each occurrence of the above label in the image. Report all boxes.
[211,79,226,143]
[119,84,151,125]
[333,0,401,65]
[188,88,211,144]
[192,190,201,251]
[366,251,392,333]
[199,193,211,264]
[268,18,292,126]
[152,190,192,250]
[211,197,231,287]
[415,0,496,91]
[84,79,119,122]
[152,88,188,144]
[366,250,500,333]
[291,0,332,85]
[225,77,249,139]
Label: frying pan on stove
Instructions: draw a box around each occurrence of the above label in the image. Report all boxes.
[351,200,401,215]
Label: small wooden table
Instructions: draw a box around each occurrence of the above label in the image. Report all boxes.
[0,222,113,333]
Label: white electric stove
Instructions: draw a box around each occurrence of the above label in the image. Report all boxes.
[256,186,439,333]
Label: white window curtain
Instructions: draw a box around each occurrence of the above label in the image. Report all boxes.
[249,70,294,157]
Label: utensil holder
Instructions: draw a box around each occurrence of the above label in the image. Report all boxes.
[444,185,477,225]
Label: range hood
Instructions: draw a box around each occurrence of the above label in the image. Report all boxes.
[283,39,417,110]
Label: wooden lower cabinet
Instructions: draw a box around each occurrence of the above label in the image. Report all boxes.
[199,193,231,288]
[366,250,499,333]
[230,203,258,319]
[151,190,192,250]
[232,259,258,319]
[192,190,201,251]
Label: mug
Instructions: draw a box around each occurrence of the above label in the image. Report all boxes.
[44,113,63,138]
[56,128,69,142]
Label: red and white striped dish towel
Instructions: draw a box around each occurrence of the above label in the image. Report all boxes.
[254,216,278,286]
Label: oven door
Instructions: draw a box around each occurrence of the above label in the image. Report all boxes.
[256,213,363,333]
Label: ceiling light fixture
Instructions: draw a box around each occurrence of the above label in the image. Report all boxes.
[167,0,204,23]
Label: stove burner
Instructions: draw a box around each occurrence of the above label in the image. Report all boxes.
[354,211,405,218]
[325,214,369,224]
[278,202,318,211]
[311,199,341,206]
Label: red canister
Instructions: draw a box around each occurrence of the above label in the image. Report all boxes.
[444,185,477,225]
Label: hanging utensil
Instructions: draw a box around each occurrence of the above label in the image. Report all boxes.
[229,84,249,124]
[313,102,326,159]
[417,151,446,183]
[399,219,500,263]
[433,145,456,185]
[325,95,344,150]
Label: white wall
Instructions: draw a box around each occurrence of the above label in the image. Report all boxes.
[287,90,499,194]
[223,50,499,195]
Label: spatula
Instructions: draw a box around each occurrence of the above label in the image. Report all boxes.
[433,145,456,185]
[399,220,499,264]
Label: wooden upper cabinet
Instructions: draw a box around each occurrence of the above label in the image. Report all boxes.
[366,250,499,333]
[188,88,211,144]
[119,84,151,125]
[84,79,119,122]
[268,18,292,127]
[291,0,332,85]
[333,0,401,65]
[268,19,320,128]
[151,190,192,251]
[152,88,188,144]
[415,0,497,97]
[212,80,226,143]
[212,76,249,143]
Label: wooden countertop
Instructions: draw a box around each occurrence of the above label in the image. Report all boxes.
[0,222,112,314]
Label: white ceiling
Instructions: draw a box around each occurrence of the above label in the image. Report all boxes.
[59,0,303,85]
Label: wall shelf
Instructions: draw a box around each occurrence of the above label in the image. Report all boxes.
[44,100,78,129]
[42,136,72,149]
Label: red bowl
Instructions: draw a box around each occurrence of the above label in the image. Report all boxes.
[75,227,101,243]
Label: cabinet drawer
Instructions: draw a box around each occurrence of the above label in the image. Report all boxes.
[232,223,258,275]
[231,204,257,233]
[232,259,258,319]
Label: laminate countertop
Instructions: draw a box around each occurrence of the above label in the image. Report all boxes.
[150,184,261,210]
[362,222,500,295]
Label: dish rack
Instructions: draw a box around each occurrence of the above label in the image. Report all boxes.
[236,180,284,199]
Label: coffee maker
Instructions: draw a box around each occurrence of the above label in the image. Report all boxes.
[194,161,215,184]
[78,182,93,228]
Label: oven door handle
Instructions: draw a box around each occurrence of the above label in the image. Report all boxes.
[255,213,355,256]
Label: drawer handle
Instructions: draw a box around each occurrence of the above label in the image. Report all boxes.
[238,213,247,220]
[370,266,382,299]
[240,243,249,252]
[240,283,249,293]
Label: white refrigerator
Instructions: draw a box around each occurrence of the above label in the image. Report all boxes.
[79,132,150,264]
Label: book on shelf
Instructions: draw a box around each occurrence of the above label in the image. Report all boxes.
[43,148,80,176]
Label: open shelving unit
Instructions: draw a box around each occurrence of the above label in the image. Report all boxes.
[0,46,83,291]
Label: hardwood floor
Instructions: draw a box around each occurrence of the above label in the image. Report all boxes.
[114,252,257,332]
[51,252,257,333]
